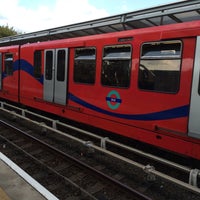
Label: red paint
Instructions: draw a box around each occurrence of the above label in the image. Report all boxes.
[0,21,200,159]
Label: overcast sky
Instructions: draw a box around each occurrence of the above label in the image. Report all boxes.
[0,0,186,33]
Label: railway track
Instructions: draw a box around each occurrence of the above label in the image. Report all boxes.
[0,119,150,200]
[0,101,200,199]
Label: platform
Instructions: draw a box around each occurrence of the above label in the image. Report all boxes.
[0,152,59,200]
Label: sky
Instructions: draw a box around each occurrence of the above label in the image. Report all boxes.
[0,0,186,33]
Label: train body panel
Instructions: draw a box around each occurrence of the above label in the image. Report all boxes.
[0,45,20,102]
[68,35,194,134]
[1,20,200,159]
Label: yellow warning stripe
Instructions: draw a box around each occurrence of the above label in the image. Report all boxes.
[0,187,11,200]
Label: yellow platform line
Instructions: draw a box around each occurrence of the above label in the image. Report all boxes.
[0,187,11,200]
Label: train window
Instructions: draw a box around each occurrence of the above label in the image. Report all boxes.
[45,51,53,80]
[34,50,42,79]
[101,45,131,88]
[74,47,96,84]
[57,50,66,82]
[4,53,13,76]
[138,40,182,93]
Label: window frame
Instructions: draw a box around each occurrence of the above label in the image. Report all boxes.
[74,47,96,85]
[138,40,182,94]
[45,50,53,81]
[4,53,14,76]
[57,49,66,82]
[101,44,132,88]
[33,50,42,79]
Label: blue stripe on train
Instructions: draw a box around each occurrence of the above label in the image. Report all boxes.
[68,93,189,121]
[3,59,189,121]
[3,59,44,84]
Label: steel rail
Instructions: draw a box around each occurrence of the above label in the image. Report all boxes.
[0,129,98,200]
[0,119,152,200]
[0,101,200,194]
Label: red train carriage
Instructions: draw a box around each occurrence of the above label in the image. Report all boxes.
[0,20,200,159]
[0,45,20,102]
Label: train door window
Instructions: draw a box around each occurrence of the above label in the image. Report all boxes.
[57,50,66,82]
[4,53,13,76]
[138,40,182,93]
[74,47,96,84]
[45,51,53,80]
[34,50,42,79]
[101,45,131,88]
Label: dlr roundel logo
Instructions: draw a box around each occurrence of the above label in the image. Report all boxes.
[106,90,122,110]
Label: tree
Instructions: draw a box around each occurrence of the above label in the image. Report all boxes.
[0,25,19,38]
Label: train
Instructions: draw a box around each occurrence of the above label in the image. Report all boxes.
[0,19,200,160]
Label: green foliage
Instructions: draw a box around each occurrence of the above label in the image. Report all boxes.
[0,25,19,38]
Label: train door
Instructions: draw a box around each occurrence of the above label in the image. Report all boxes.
[189,36,200,139]
[0,53,2,90]
[44,48,68,105]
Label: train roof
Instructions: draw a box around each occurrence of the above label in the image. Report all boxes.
[19,19,200,50]
[0,0,200,47]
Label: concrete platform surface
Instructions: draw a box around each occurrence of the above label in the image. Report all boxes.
[0,152,59,200]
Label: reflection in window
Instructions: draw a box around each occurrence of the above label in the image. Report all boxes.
[74,47,96,84]
[101,45,131,88]
[45,51,53,80]
[4,54,13,76]
[138,40,182,93]
[34,50,42,79]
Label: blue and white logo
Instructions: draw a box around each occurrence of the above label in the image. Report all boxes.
[106,90,122,110]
